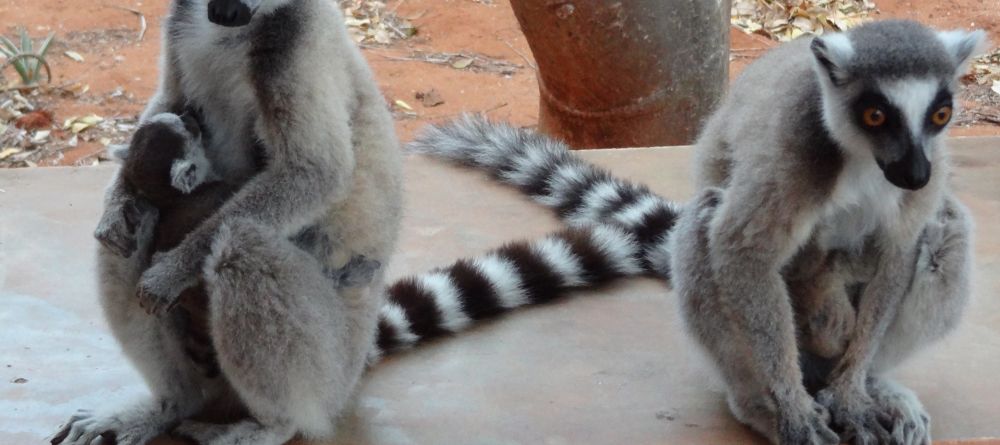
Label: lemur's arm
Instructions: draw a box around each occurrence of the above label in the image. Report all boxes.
[135,62,356,314]
[707,177,825,412]
[94,41,185,258]
[816,223,922,439]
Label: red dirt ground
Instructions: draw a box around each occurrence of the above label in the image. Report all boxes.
[0,0,997,167]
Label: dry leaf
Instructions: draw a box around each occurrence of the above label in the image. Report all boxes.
[64,51,85,62]
[14,110,54,130]
[394,100,413,111]
[415,89,444,107]
[451,58,474,69]
[0,147,22,160]
[32,130,51,144]
[731,0,876,41]
[64,114,104,134]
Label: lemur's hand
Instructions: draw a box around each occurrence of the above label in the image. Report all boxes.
[137,249,197,315]
[817,381,892,445]
[95,198,153,258]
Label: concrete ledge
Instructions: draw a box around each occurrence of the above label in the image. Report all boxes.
[1,137,998,444]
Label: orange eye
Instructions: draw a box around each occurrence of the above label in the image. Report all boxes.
[931,106,952,126]
[862,107,886,127]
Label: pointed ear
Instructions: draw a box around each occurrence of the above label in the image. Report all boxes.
[106,144,130,164]
[810,33,854,86]
[937,29,988,72]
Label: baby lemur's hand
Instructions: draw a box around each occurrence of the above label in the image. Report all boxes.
[94,197,156,258]
[137,249,198,315]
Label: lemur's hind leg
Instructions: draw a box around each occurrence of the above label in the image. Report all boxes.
[52,243,214,445]
[189,219,380,445]
[669,189,839,445]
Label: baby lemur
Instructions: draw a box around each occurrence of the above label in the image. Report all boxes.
[410,20,983,445]
[112,113,236,379]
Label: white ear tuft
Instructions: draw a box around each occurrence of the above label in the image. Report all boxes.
[938,29,989,71]
[810,33,855,86]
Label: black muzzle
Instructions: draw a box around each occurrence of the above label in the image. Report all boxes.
[208,0,253,27]
[878,148,931,191]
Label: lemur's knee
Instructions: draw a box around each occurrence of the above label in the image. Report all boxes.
[204,218,279,283]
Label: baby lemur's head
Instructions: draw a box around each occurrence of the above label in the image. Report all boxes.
[116,113,216,207]
[808,20,986,191]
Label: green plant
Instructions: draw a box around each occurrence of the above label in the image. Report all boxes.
[0,28,55,86]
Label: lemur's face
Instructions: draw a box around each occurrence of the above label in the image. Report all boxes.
[132,113,215,196]
[810,21,986,191]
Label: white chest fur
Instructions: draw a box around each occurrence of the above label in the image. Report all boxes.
[173,15,260,180]
[817,155,903,251]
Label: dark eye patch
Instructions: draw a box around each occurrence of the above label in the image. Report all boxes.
[851,90,901,134]
[924,87,953,133]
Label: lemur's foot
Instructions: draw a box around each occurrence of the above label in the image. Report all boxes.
[777,398,840,445]
[817,384,892,445]
[50,409,163,445]
[868,378,931,445]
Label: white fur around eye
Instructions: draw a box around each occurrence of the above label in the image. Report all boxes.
[879,78,941,138]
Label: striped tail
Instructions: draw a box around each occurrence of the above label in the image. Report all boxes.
[407,114,681,275]
[369,224,644,360]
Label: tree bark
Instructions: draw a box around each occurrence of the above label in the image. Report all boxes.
[509,0,731,148]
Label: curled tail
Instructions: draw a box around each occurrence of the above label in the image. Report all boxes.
[408,114,680,274]
[369,224,643,360]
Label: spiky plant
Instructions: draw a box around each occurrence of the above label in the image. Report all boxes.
[0,28,55,86]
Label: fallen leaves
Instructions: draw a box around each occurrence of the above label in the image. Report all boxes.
[380,50,522,76]
[416,89,444,107]
[1,86,137,167]
[393,99,413,111]
[13,110,53,130]
[731,0,877,41]
[341,0,417,45]
[970,48,1000,93]
[451,57,474,69]
[64,50,84,63]
[0,147,21,160]
[63,114,103,134]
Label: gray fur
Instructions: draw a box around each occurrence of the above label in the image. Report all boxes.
[689,21,980,444]
[413,20,982,445]
[56,0,402,444]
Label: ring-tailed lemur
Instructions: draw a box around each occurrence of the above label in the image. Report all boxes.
[410,20,983,445]
[52,0,406,443]
[55,107,649,445]
[111,111,652,362]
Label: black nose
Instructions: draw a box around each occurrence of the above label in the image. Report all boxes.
[881,148,931,191]
[208,0,253,27]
